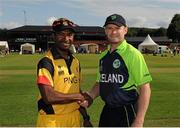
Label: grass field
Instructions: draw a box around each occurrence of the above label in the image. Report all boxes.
[0,53,180,126]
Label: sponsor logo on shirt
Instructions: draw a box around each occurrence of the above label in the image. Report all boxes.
[64,76,78,84]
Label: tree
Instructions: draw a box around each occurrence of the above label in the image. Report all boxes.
[136,28,154,37]
[167,14,180,43]
[0,29,8,40]
[154,27,167,36]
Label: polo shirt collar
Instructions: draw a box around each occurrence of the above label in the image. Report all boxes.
[107,40,127,53]
[116,40,127,51]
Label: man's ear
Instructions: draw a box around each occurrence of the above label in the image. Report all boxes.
[104,28,108,35]
[124,26,128,35]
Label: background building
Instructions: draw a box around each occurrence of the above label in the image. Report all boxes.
[7,25,172,53]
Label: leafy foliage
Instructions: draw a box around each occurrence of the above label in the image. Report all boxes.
[167,14,180,42]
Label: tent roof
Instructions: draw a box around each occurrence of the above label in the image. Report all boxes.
[0,41,9,48]
[139,34,158,46]
[21,43,35,46]
[0,41,8,45]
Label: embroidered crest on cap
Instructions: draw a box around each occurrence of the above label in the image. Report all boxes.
[111,15,117,20]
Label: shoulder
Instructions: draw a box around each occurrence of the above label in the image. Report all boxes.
[99,49,108,59]
[38,49,53,60]
[38,57,52,64]
[126,43,143,59]
[127,43,141,54]
[72,54,80,63]
[38,49,52,62]
[37,56,54,77]
[38,55,54,69]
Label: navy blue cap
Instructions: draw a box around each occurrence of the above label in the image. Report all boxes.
[104,14,126,27]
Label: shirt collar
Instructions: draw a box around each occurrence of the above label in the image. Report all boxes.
[107,39,127,53]
[116,39,127,51]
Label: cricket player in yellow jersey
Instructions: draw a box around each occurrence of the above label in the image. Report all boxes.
[36,18,92,127]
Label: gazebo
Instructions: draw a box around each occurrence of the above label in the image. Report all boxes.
[138,34,159,54]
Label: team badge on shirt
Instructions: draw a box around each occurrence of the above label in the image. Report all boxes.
[58,66,64,75]
[113,59,121,69]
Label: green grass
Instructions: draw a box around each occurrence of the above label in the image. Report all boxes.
[0,53,180,126]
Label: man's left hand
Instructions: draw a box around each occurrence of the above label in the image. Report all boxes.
[131,118,143,127]
[81,92,93,107]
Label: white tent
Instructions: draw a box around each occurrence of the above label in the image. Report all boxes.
[0,41,9,55]
[79,44,98,53]
[158,45,172,54]
[20,43,35,54]
[138,34,159,54]
[0,41,9,49]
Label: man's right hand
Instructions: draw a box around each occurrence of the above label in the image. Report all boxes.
[78,100,89,107]
[76,93,86,102]
[78,92,93,107]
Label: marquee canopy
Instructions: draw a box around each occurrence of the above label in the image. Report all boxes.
[138,34,159,53]
[20,43,35,54]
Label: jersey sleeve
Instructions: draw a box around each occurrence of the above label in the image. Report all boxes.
[36,57,54,86]
[79,61,83,83]
[130,52,152,86]
[96,50,108,82]
[96,65,100,82]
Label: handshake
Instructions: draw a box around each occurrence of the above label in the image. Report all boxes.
[78,92,94,108]
[78,92,94,127]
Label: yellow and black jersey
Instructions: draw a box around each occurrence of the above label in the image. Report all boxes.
[36,46,81,115]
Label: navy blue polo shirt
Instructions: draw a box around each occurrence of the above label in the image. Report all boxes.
[96,40,152,107]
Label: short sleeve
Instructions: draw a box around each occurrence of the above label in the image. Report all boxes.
[96,50,108,82]
[130,53,152,86]
[36,57,54,86]
[79,61,83,83]
[96,65,100,82]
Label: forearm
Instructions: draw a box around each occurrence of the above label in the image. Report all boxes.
[38,85,84,104]
[48,91,83,104]
[89,82,99,100]
[78,82,99,108]
[135,83,151,124]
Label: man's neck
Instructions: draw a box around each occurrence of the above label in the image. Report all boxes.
[56,47,70,59]
[110,40,124,53]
